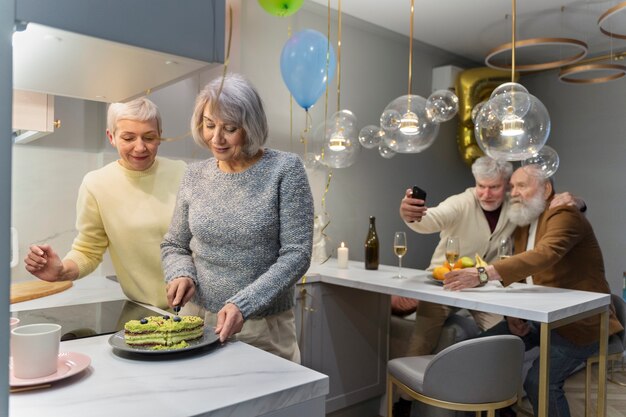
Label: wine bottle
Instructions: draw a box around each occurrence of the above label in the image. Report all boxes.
[364,216,379,270]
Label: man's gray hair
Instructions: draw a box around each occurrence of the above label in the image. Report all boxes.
[471,156,513,182]
[520,164,549,186]
[107,97,162,135]
[191,73,268,157]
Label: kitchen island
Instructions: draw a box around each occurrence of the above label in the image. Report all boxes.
[302,259,611,417]
[9,276,329,417]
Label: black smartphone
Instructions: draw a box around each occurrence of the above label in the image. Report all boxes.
[412,185,427,206]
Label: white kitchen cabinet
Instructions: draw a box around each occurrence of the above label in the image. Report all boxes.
[296,281,389,416]
[12,89,56,143]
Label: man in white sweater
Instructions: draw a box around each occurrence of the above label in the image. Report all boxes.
[24,98,186,310]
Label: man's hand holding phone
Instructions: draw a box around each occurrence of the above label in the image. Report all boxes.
[400,185,427,223]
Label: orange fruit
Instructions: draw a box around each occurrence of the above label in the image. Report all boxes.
[453,259,463,269]
[432,266,450,280]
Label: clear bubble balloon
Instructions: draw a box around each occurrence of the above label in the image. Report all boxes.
[379,141,396,159]
[471,100,487,124]
[426,89,459,122]
[475,93,550,161]
[358,125,384,149]
[488,82,531,121]
[320,110,361,169]
[331,109,357,129]
[380,108,402,132]
[380,94,439,153]
[521,144,559,177]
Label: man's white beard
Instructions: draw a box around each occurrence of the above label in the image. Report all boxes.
[508,191,547,226]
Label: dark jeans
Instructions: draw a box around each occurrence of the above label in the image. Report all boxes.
[479,320,598,417]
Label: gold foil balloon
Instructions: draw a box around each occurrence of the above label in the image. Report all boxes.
[521,144,559,177]
[380,94,439,153]
[426,89,459,122]
[455,67,517,166]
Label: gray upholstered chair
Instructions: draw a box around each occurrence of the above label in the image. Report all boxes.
[585,294,626,417]
[387,335,524,417]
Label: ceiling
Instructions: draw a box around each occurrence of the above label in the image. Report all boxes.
[308,0,626,67]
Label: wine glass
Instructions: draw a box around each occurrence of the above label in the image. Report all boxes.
[498,236,513,260]
[393,232,407,279]
[445,236,460,267]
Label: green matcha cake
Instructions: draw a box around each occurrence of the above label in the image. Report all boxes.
[124,315,204,347]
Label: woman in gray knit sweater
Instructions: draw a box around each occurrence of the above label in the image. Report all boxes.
[161,73,314,362]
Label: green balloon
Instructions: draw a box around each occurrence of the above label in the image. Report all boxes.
[258,0,304,17]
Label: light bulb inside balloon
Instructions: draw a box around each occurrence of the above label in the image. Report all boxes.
[501,112,525,137]
[399,111,419,135]
[328,128,347,151]
[380,94,439,153]
[475,93,550,161]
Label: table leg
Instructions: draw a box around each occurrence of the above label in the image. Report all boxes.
[538,322,550,417]
[597,310,608,417]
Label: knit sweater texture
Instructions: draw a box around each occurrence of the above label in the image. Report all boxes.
[161,149,314,319]
[64,157,187,309]
[406,187,517,270]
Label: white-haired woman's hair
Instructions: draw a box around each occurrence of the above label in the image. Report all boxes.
[190,73,268,157]
[471,156,513,182]
[106,97,162,135]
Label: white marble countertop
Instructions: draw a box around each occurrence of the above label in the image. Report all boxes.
[306,259,611,323]
[9,276,329,417]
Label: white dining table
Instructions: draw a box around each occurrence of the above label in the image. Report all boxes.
[306,259,611,417]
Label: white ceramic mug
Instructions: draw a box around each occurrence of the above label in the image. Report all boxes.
[11,323,61,379]
[9,317,20,356]
[10,317,20,331]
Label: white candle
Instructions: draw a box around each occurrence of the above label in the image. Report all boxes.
[337,242,349,268]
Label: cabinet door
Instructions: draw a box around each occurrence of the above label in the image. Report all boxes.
[296,283,389,413]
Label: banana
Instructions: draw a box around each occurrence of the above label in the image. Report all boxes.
[474,253,488,268]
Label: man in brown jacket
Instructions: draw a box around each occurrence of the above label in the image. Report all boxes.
[445,164,623,417]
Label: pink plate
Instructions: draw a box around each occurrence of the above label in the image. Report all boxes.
[10,351,91,387]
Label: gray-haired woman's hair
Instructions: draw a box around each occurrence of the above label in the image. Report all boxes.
[190,73,268,157]
[471,156,513,182]
[107,97,162,135]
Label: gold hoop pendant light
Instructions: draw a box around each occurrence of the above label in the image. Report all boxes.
[598,1,626,39]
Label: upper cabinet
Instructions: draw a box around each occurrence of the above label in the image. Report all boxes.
[13,0,225,102]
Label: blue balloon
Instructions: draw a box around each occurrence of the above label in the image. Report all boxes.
[280,29,336,110]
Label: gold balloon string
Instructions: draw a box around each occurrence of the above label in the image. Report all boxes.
[336,0,342,112]
[511,0,516,81]
[299,111,312,155]
[157,5,234,143]
[316,169,333,264]
[407,0,414,106]
[288,22,294,152]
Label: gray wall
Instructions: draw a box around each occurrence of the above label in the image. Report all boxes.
[521,71,626,294]
[235,1,477,271]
